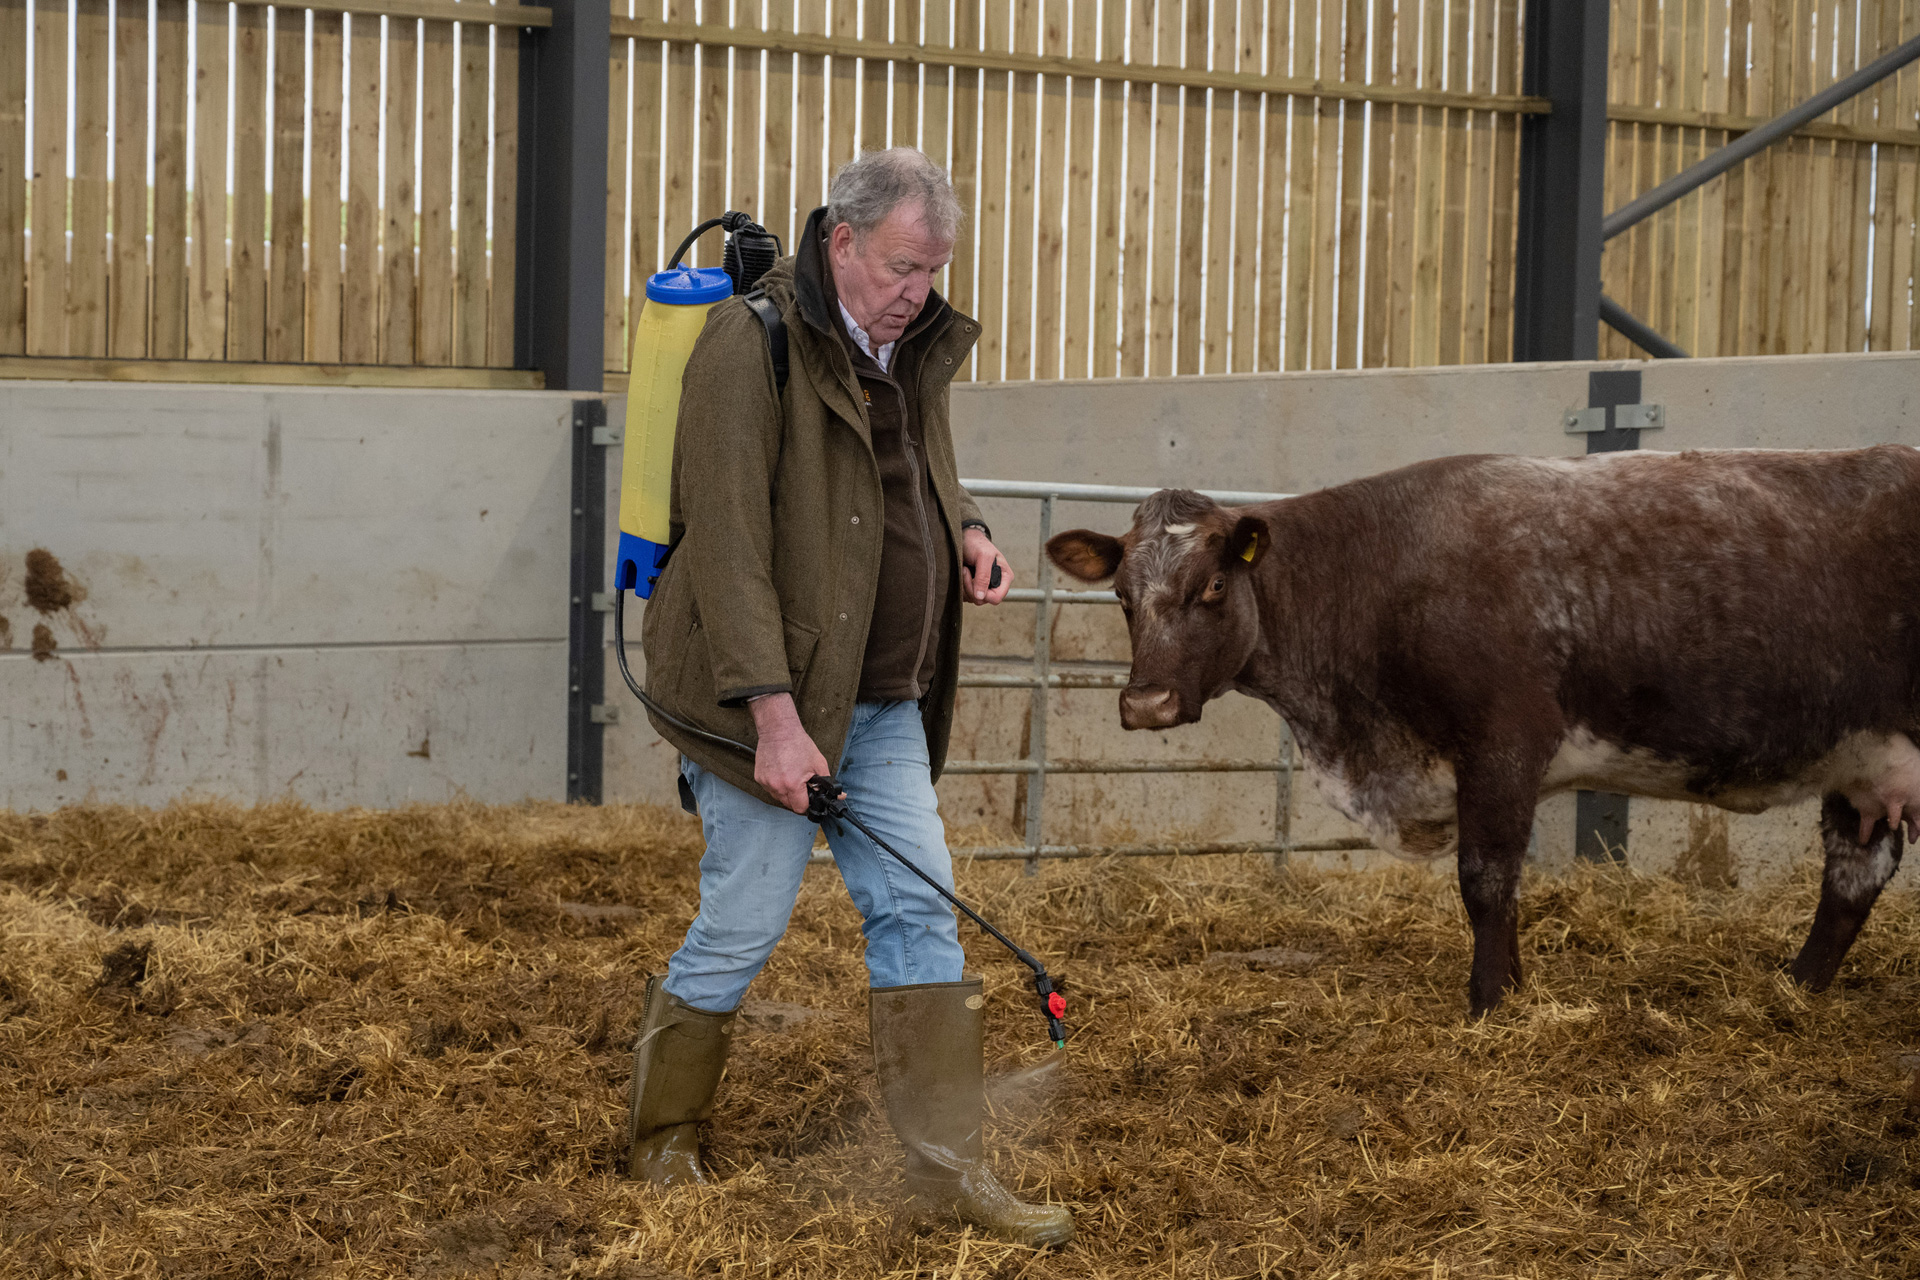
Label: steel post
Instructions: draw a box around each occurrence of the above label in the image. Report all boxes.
[1023,495,1055,876]
[1513,0,1609,362]
[515,0,611,390]
[567,400,609,802]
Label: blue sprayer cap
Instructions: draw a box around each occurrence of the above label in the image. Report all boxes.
[645,265,733,305]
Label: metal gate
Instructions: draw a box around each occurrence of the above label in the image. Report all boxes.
[934,479,1373,871]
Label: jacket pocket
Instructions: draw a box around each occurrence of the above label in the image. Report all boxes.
[782,614,822,686]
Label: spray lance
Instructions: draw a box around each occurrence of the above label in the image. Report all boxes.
[610,214,1069,1052]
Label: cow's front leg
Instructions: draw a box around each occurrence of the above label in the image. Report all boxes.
[1789,793,1905,991]
[1454,751,1546,1017]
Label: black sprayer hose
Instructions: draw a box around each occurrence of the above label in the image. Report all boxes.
[665,218,727,271]
[611,587,1067,1048]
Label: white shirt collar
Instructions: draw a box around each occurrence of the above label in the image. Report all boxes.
[837,300,897,374]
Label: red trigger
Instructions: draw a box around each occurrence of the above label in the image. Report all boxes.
[1047,992,1066,1018]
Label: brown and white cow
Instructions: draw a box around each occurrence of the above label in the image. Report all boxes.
[1047,446,1920,1016]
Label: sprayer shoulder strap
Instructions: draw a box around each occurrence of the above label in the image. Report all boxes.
[741,289,789,394]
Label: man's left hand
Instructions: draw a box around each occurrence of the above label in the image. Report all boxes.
[961,527,1013,605]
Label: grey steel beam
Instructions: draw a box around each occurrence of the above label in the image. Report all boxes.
[515,0,611,389]
[1604,32,1920,242]
[1513,0,1609,362]
[1598,294,1690,359]
[567,400,609,802]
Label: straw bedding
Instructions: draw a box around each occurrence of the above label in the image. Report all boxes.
[2,799,1917,1278]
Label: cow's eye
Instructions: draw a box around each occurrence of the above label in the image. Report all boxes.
[1208,575,1226,594]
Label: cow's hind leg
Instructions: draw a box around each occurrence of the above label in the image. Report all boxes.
[1455,754,1544,1018]
[1789,794,1905,991]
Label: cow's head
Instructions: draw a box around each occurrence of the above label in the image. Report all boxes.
[1047,489,1269,730]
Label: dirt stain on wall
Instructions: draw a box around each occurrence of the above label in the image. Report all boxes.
[25,549,82,614]
[0,615,11,649]
[31,623,57,662]
[1676,806,1737,888]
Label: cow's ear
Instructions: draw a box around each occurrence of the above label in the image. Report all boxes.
[1047,530,1125,582]
[1223,515,1270,569]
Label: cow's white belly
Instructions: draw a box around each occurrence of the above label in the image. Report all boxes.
[1305,727,1920,858]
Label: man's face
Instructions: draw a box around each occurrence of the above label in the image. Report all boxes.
[828,202,955,347]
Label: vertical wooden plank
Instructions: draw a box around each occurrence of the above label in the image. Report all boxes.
[416,18,455,364]
[1819,0,1851,351]
[1486,0,1521,362]
[1721,0,1753,353]
[28,0,67,355]
[454,11,489,366]
[1889,0,1920,350]
[1651,0,1684,344]
[947,0,981,326]
[1091,0,1126,375]
[662,3,696,265]
[763,0,796,245]
[1409,0,1444,366]
[1840,0,1874,351]
[1032,1,1067,378]
[862,0,889,149]
[1458,0,1496,365]
[382,15,419,364]
[1801,0,1833,352]
[343,11,382,363]
[112,0,151,357]
[229,5,269,360]
[1693,0,1728,358]
[893,0,922,148]
[151,0,191,358]
[1004,0,1038,378]
[1626,0,1661,357]
[1752,0,1788,352]
[793,0,828,224]
[310,13,345,363]
[605,21,630,371]
[69,0,110,357]
[188,0,227,360]
[1150,0,1182,374]
[1432,0,1473,366]
[0,0,23,353]
[1228,0,1261,371]
[1361,0,1395,366]
[1255,0,1283,367]
[1334,0,1366,366]
[1866,0,1900,349]
[630,0,664,350]
[1122,0,1154,375]
[828,0,857,176]
[1322,0,1356,368]
[1199,0,1232,373]
[1175,0,1206,373]
[730,7,763,220]
[489,26,520,366]
[1667,0,1703,354]
[1596,0,1628,360]
[1281,0,1315,369]
[1385,0,1418,365]
[1061,0,1097,378]
[268,7,308,363]
[696,6,727,267]
[976,0,1011,378]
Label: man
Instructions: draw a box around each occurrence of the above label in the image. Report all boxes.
[627,148,1073,1249]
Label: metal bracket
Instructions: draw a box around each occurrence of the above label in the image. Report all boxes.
[1564,403,1663,433]
[591,426,622,446]
[589,592,615,613]
[588,704,620,725]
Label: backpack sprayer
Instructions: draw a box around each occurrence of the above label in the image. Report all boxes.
[610,213,1069,1051]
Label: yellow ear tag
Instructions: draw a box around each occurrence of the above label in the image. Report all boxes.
[1239,533,1258,562]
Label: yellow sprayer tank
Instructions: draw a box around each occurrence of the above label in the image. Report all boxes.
[615,264,733,597]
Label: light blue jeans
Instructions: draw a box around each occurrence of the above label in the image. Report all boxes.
[661,699,967,1013]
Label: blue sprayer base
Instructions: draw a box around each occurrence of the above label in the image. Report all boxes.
[616,532,673,599]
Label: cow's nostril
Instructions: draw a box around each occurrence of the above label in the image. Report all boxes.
[1127,688,1171,708]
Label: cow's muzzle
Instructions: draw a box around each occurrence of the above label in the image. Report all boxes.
[1119,684,1182,730]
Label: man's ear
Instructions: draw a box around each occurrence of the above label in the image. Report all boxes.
[1046,530,1125,582]
[1222,515,1270,569]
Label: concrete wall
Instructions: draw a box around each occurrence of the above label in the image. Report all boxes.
[1,382,576,809]
[9,350,1918,888]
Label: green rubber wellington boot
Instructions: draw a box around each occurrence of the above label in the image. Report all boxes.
[870,979,1074,1248]
[625,975,735,1185]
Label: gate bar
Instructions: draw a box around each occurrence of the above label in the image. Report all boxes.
[1602,31,1920,242]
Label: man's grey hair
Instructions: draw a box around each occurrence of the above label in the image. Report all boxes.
[826,148,964,244]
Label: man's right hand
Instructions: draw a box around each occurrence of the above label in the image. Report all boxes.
[749,692,831,814]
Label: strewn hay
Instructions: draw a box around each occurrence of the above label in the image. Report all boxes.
[1,799,1916,1278]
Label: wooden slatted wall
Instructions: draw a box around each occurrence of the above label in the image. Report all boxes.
[607,0,1540,380]
[1601,0,1920,359]
[0,0,521,370]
